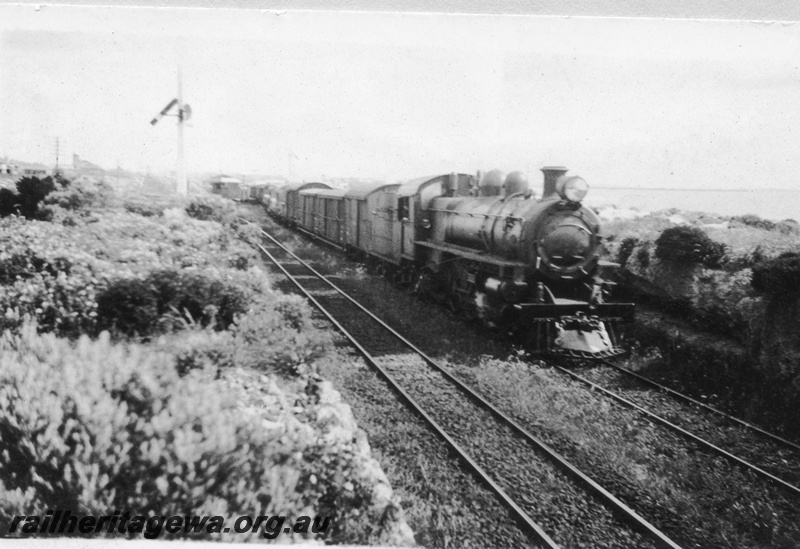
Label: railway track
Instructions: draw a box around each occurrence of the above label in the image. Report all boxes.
[247,220,682,549]
[548,359,800,499]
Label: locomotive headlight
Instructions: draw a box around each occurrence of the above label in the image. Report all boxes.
[557,176,589,203]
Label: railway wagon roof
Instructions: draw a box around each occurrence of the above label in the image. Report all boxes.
[284,182,332,192]
[344,182,400,200]
[299,188,348,198]
[396,175,441,197]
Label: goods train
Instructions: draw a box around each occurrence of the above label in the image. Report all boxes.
[256,168,633,357]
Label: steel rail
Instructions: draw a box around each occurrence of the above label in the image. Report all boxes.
[599,359,800,453]
[251,222,682,549]
[253,240,560,549]
[551,364,800,499]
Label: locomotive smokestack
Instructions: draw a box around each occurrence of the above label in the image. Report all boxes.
[541,166,568,199]
[444,172,458,196]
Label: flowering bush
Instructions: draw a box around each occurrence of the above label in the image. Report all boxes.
[0,324,400,543]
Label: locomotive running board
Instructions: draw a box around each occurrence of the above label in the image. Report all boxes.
[415,240,528,268]
[513,302,635,322]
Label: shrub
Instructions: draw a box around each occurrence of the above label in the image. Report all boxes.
[236,221,263,247]
[227,251,251,270]
[95,278,159,336]
[185,194,238,225]
[751,252,800,296]
[155,327,235,376]
[41,178,113,214]
[731,214,776,231]
[725,244,768,271]
[655,225,727,268]
[776,219,799,235]
[95,269,251,337]
[15,176,57,219]
[230,293,330,376]
[0,188,18,216]
[0,324,374,542]
[148,269,249,331]
[0,247,73,284]
[123,199,162,217]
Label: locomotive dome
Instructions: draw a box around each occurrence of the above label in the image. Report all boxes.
[479,169,506,197]
[503,171,530,196]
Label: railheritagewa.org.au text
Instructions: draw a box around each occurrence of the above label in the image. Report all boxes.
[8,510,330,539]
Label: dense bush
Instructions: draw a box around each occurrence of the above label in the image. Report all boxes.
[41,178,114,214]
[96,269,250,337]
[15,176,58,218]
[0,188,18,216]
[0,325,380,542]
[185,194,238,225]
[751,252,800,296]
[654,225,727,268]
[94,278,159,336]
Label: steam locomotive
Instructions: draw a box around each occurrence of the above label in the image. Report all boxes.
[260,168,633,357]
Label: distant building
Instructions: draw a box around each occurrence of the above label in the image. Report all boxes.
[21,168,49,177]
[71,154,103,172]
[0,164,18,175]
[209,174,249,200]
[208,174,243,193]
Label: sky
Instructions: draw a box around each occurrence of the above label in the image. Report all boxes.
[0,6,798,190]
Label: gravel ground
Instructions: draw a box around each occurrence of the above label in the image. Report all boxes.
[377,353,659,549]
[319,344,535,548]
